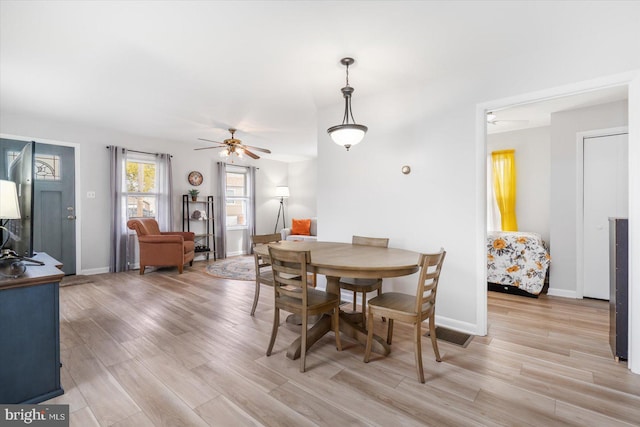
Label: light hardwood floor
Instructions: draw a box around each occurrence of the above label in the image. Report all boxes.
[46,261,640,426]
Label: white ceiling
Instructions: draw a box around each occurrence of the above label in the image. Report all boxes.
[0,1,635,161]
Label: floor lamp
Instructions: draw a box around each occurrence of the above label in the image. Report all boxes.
[273,186,289,233]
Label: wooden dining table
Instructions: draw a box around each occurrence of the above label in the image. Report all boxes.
[253,240,421,360]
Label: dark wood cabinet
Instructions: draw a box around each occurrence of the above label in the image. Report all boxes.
[609,218,628,361]
[0,253,64,403]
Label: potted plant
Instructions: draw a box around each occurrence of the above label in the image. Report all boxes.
[188,188,199,201]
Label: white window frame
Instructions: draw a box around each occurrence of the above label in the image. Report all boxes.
[225,166,250,231]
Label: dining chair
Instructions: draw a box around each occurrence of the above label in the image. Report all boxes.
[250,233,281,316]
[267,246,342,372]
[364,249,446,383]
[339,235,389,326]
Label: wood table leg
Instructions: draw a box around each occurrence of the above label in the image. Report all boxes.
[338,313,390,356]
[285,275,390,359]
[286,315,332,360]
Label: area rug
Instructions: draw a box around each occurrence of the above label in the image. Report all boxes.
[206,256,256,281]
[425,326,473,348]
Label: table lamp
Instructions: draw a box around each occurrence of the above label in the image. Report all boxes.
[0,179,43,265]
[0,180,21,251]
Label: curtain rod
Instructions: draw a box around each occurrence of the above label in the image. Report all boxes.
[106,146,172,157]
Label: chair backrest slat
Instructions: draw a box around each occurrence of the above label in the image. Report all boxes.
[415,250,446,314]
[251,234,281,281]
[352,235,389,248]
[269,246,311,305]
[252,233,281,246]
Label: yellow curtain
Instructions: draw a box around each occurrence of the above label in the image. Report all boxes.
[491,149,518,231]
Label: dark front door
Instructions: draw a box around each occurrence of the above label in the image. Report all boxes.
[33,143,76,274]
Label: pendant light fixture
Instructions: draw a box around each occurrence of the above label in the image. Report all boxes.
[327,57,368,151]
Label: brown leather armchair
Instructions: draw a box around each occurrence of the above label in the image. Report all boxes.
[127,218,195,275]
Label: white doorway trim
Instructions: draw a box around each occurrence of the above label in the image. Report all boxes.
[575,127,628,299]
[0,133,82,275]
[476,69,640,374]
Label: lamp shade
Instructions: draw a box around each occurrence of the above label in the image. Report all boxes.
[275,186,290,198]
[0,180,21,219]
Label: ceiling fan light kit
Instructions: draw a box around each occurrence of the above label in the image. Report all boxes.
[327,57,368,151]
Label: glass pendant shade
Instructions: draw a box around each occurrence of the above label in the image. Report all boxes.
[328,124,367,147]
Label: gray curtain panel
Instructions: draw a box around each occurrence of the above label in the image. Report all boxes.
[108,146,128,272]
[244,166,257,255]
[216,162,227,259]
[156,153,173,230]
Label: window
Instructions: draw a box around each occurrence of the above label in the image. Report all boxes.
[125,154,158,219]
[225,167,249,228]
[8,151,61,181]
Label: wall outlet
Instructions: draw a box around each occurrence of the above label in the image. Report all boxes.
[87,191,96,199]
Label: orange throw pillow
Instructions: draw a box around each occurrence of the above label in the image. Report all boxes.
[291,218,311,235]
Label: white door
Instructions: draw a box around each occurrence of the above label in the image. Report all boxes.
[583,133,628,299]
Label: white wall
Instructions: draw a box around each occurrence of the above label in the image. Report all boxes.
[0,113,290,269]
[549,101,628,295]
[488,126,551,242]
[317,44,640,336]
[286,159,317,226]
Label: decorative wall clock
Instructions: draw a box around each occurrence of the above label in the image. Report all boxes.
[188,171,203,186]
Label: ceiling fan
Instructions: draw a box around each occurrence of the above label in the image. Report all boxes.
[195,128,272,159]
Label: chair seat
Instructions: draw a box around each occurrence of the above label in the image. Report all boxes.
[339,277,382,292]
[369,292,433,316]
[276,288,341,314]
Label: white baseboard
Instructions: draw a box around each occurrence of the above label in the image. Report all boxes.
[78,267,109,275]
[434,315,479,336]
[546,287,578,299]
[226,251,245,257]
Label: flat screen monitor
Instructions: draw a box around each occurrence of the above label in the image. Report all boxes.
[7,142,35,257]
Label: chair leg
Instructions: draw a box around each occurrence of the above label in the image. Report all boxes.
[139,266,145,275]
[415,321,425,383]
[266,308,279,356]
[429,315,442,362]
[378,288,386,322]
[363,306,375,363]
[387,318,394,345]
[352,290,357,311]
[178,264,184,274]
[300,310,308,373]
[250,280,260,316]
[361,291,367,327]
[333,307,342,351]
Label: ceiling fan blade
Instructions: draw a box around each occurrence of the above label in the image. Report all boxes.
[198,137,225,144]
[242,149,260,159]
[242,144,271,154]
[194,145,227,151]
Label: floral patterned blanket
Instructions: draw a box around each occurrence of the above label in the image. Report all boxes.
[487,231,551,295]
